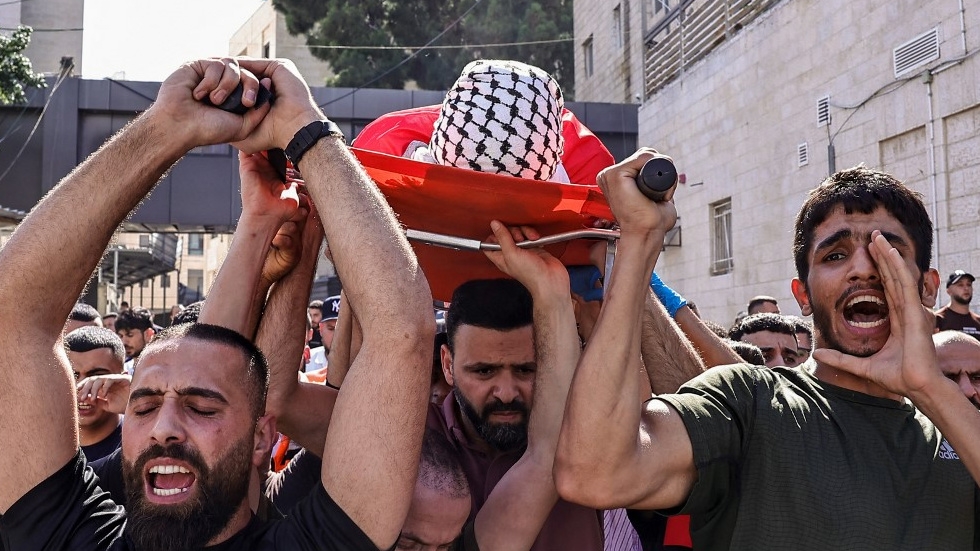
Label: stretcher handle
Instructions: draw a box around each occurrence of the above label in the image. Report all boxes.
[405,228,620,252]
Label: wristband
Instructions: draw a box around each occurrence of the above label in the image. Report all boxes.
[284,119,346,166]
[567,265,603,302]
[650,272,687,318]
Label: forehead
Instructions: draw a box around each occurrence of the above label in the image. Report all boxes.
[132,338,249,399]
[452,324,534,364]
[68,347,123,373]
[936,341,980,375]
[741,330,797,351]
[810,206,914,256]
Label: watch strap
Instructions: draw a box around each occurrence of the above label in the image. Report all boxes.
[284,119,345,166]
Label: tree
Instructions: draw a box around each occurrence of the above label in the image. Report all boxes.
[271,0,575,98]
[0,26,47,105]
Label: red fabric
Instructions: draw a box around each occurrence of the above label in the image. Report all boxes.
[663,514,693,547]
[352,105,616,303]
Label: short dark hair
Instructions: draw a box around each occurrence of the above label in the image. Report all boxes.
[445,279,533,353]
[65,326,125,363]
[115,307,154,332]
[172,301,202,325]
[702,319,730,340]
[141,323,269,419]
[786,315,813,339]
[746,296,778,314]
[103,312,118,321]
[418,428,470,499]
[725,339,766,366]
[69,302,102,323]
[793,166,932,283]
[729,313,798,343]
[308,300,323,314]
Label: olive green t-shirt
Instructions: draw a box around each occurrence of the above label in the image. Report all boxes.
[656,364,979,550]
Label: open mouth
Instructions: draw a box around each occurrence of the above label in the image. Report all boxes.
[147,464,196,497]
[843,294,888,329]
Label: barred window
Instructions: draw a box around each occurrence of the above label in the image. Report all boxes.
[711,198,733,275]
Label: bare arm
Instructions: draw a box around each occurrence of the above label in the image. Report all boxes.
[325,291,362,389]
[641,292,705,394]
[673,305,742,368]
[0,60,269,513]
[555,150,696,511]
[259,202,339,455]
[198,152,302,337]
[472,223,581,550]
[237,58,435,548]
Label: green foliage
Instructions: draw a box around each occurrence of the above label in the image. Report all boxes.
[271,0,575,98]
[0,26,47,105]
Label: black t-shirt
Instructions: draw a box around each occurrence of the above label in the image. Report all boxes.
[82,421,123,463]
[0,452,382,550]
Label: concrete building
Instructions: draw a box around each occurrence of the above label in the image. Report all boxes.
[0,0,83,76]
[229,0,333,87]
[575,0,980,325]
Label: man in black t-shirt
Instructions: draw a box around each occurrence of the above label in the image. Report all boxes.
[0,57,434,551]
[935,269,980,339]
[66,327,126,462]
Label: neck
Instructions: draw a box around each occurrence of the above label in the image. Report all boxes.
[206,501,253,546]
[809,360,903,401]
[80,414,120,447]
[948,300,971,314]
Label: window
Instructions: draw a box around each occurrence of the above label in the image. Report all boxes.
[187,234,204,256]
[161,274,171,288]
[262,42,271,58]
[582,35,594,77]
[140,279,150,288]
[138,234,150,248]
[654,0,670,14]
[187,269,205,296]
[710,199,733,275]
[613,5,624,50]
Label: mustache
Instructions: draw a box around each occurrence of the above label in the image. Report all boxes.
[834,283,886,311]
[131,442,207,475]
[482,399,528,418]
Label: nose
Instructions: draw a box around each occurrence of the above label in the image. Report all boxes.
[148,400,186,446]
[491,370,521,404]
[848,245,879,282]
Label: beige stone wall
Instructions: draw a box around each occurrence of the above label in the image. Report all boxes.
[592,0,980,324]
[574,0,646,103]
[229,1,333,86]
[7,0,85,75]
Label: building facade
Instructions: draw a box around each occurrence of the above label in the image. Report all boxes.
[229,0,334,87]
[0,0,83,76]
[576,0,980,325]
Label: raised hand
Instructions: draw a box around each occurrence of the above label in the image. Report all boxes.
[813,231,941,398]
[596,148,677,237]
[483,221,570,299]
[239,151,301,222]
[76,373,132,416]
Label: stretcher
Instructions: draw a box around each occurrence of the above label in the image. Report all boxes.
[351,105,620,303]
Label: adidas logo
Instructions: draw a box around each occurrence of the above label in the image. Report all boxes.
[938,439,960,460]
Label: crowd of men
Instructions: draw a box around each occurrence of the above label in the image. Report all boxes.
[0,56,978,551]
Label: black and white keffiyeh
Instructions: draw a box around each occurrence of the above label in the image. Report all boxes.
[426,59,565,181]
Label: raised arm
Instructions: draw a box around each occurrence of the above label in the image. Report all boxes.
[555,149,696,511]
[237,58,435,548]
[640,289,705,394]
[259,202,339,455]
[198,152,303,337]
[472,223,581,550]
[0,59,269,513]
[325,291,363,389]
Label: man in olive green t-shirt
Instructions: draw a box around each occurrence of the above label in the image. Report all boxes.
[555,158,980,550]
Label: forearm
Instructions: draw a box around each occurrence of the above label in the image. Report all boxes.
[325,292,357,388]
[299,139,433,547]
[199,215,279,337]
[673,306,741,368]
[641,295,706,394]
[913,379,980,485]
[475,291,580,550]
[557,231,662,495]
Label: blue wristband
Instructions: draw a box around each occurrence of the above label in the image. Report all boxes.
[650,272,687,317]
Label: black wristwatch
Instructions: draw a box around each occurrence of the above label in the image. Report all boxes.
[284,119,346,166]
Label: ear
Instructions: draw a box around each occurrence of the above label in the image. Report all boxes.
[792,278,812,316]
[252,414,277,468]
[440,343,454,386]
[144,327,155,341]
[920,268,940,309]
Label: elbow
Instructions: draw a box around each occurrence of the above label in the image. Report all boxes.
[553,449,621,510]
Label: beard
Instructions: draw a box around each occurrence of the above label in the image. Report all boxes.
[122,435,254,551]
[454,387,528,452]
[952,294,972,306]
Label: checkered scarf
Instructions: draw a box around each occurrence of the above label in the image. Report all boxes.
[428,60,564,181]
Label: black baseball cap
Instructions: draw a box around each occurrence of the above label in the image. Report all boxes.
[946,270,975,288]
